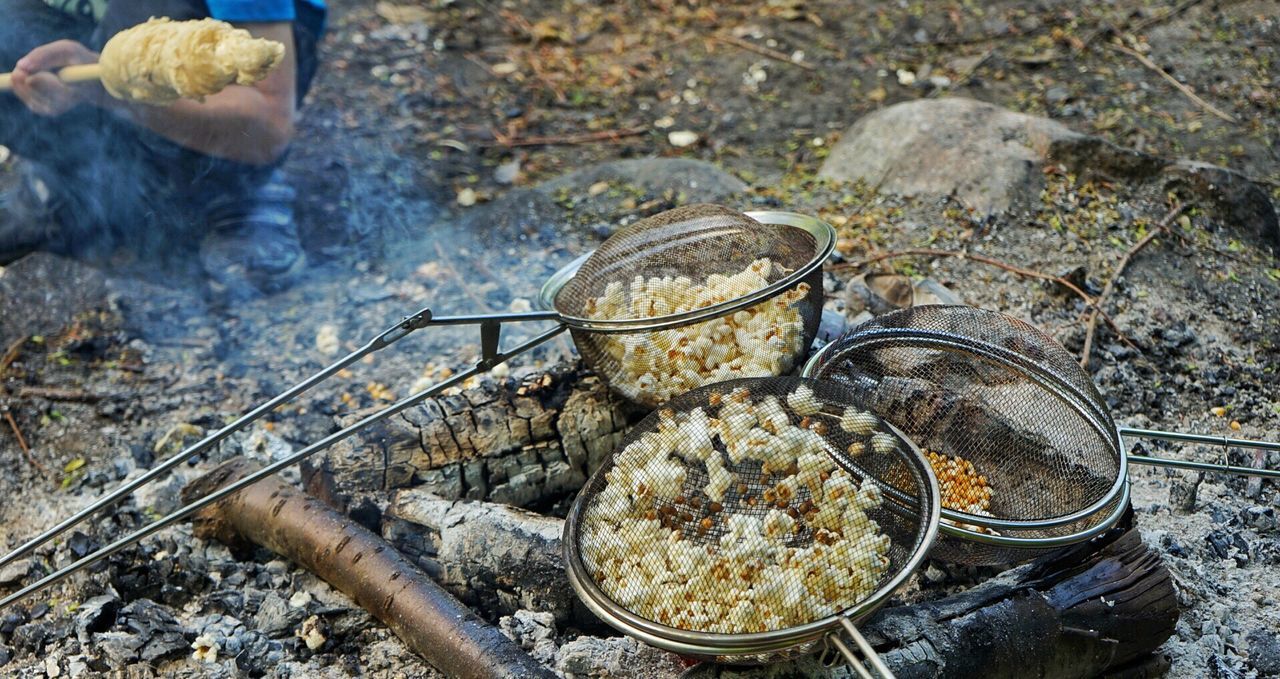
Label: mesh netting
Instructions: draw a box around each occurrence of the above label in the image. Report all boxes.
[566,377,936,643]
[808,305,1127,564]
[551,205,824,408]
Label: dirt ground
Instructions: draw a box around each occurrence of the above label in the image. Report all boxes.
[1,0,1278,677]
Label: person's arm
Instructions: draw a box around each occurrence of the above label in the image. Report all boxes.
[9,22,298,166]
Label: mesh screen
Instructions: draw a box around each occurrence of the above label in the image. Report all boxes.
[811,305,1122,527]
[570,377,934,636]
[555,205,823,408]
[929,487,1128,565]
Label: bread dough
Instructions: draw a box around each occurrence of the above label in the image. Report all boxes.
[98,17,285,105]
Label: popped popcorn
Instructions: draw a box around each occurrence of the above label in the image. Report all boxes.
[585,258,809,406]
[580,387,893,634]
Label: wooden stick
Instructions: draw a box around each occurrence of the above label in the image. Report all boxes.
[1080,205,1184,365]
[3,408,48,478]
[483,126,646,148]
[1106,43,1236,123]
[182,459,557,679]
[834,248,1140,351]
[15,386,106,403]
[0,335,27,376]
[710,34,817,71]
[0,63,101,92]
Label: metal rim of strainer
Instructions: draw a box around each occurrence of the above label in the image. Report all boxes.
[535,211,835,334]
[802,331,1132,549]
[562,377,942,659]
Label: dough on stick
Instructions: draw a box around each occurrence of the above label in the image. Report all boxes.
[98,17,285,105]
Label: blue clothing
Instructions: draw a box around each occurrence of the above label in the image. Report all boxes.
[207,0,327,36]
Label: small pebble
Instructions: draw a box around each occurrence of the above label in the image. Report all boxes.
[667,130,698,147]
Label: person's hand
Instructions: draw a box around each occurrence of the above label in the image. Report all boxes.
[10,40,102,117]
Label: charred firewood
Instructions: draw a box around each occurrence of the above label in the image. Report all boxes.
[383,487,603,629]
[182,459,557,679]
[307,366,639,509]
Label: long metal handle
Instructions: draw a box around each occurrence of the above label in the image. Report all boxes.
[0,306,442,572]
[0,325,566,612]
[822,618,895,679]
[1120,427,1280,478]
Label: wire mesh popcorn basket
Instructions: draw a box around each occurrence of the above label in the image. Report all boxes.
[564,378,940,677]
[804,304,1278,565]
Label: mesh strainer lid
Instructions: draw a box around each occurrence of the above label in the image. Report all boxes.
[564,377,939,655]
[804,305,1127,533]
[540,205,833,334]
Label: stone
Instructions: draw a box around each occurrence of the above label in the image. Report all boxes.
[0,252,107,350]
[555,635,684,678]
[0,559,31,586]
[499,610,558,665]
[1169,473,1203,512]
[75,595,120,639]
[253,592,305,637]
[93,632,142,665]
[819,98,1086,214]
[1247,627,1280,675]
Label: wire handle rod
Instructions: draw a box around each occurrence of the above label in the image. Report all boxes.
[0,325,565,612]
[1120,427,1280,478]
[1120,427,1280,452]
[0,306,438,573]
[821,617,896,679]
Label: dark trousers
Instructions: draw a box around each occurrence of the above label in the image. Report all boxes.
[0,0,319,258]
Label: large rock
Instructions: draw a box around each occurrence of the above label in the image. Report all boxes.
[0,252,106,349]
[820,97,1083,214]
[819,98,1279,245]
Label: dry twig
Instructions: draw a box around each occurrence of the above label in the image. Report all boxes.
[933,46,997,96]
[0,335,27,376]
[485,127,646,148]
[3,408,47,477]
[834,248,1139,350]
[710,34,817,71]
[1130,0,1209,34]
[15,386,105,403]
[1080,205,1186,365]
[1081,0,1207,49]
[1107,42,1237,123]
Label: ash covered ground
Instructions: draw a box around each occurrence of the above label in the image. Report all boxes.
[1,0,1278,677]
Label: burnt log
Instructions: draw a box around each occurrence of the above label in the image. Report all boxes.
[383,488,599,628]
[387,492,1178,678]
[182,459,557,679]
[306,365,637,508]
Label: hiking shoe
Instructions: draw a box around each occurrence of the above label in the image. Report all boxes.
[199,172,306,302]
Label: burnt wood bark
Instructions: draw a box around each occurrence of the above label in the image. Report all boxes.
[306,365,637,508]
[383,487,599,628]
[182,459,557,679]
[387,493,1178,678]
